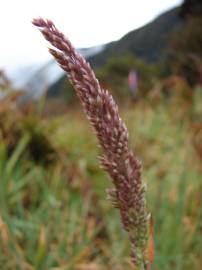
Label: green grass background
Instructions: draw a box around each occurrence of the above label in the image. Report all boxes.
[0,88,201,270]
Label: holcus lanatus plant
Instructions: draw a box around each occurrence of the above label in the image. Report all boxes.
[33,18,153,269]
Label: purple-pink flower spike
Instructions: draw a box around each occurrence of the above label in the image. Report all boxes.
[32,18,151,269]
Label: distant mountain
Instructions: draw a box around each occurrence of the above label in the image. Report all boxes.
[88,7,181,66]
[11,45,104,101]
[48,7,182,98]
[26,46,105,100]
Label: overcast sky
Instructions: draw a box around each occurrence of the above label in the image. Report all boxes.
[0,0,182,74]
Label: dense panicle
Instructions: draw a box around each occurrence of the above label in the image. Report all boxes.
[33,18,151,269]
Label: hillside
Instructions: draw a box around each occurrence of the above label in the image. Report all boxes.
[48,7,181,97]
[89,7,181,66]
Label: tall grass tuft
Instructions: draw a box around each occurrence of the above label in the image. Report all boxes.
[32,18,152,269]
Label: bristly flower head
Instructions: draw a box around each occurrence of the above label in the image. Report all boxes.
[32,18,152,269]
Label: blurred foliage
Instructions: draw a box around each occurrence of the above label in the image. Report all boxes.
[0,70,11,93]
[48,76,77,106]
[96,54,158,100]
[180,0,202,18]
[166,16,202,86]
[164,0,202,86]
[0,74,56,165]
[0,68,202,269]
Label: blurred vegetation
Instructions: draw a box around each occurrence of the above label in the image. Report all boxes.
[96,54,158,99]
[180,0,202,18]
[166,7,202,86]
[0,65,202,269]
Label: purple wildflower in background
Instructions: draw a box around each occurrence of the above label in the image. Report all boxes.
[128,70,138,96]
[32,18,152,269]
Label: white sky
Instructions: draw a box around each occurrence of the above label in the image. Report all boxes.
[0,0,182,73]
